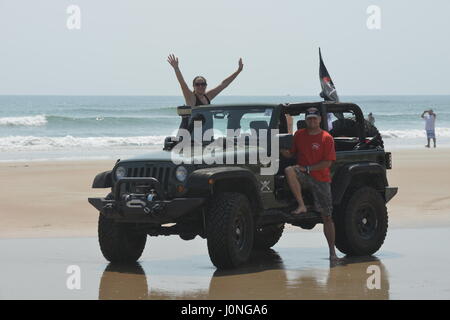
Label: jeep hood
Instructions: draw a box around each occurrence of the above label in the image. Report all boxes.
[117,146,266,164]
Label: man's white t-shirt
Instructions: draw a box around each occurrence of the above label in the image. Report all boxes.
[424,114,436,131]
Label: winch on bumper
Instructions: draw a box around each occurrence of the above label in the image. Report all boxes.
[88,177,205,224]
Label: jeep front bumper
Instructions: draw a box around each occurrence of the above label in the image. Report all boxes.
[385,186,398,203]
[88,177,205,224]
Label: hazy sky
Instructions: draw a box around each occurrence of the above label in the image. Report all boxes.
[1,0,449,95]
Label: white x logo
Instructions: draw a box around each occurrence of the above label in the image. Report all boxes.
[260,180,271,192]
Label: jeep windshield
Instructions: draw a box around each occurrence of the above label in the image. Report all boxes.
[188,106,276,141]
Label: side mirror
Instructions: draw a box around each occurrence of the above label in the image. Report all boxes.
[163,136,181,151]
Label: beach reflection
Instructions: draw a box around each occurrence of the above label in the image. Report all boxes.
[98,251,389,300]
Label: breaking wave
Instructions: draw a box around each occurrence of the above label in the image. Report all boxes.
[380,127,450,139]
[0,114,179,127]
[0,115,47,126]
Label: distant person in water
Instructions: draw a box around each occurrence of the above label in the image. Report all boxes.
[421,109,437,148]
[367,112,375,125]
[167,54,243,106]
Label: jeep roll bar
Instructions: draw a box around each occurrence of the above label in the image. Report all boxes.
[283,102,366,141]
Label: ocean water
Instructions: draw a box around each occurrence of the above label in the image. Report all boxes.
[0,95,449,161]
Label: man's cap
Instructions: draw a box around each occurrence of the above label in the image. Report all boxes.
[305,108,321,119]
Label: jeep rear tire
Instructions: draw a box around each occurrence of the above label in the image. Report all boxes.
[253,224,284,250]
[206,192,254,269]
[98,214,147,263]
[334,187,388,256]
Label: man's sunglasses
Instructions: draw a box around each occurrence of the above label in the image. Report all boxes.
[194,82,207,87]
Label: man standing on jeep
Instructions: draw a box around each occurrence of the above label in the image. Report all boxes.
[280,107,339,260]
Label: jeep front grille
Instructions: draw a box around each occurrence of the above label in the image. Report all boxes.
[124,165,174,196]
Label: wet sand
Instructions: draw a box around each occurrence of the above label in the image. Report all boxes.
[1,227,449,300]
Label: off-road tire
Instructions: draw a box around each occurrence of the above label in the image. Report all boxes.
[253,224,285,250]
[206,192,254,269]
[98,214,147,263]
[334,186,388,256]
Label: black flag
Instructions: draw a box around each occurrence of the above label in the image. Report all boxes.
[319,48,339,102]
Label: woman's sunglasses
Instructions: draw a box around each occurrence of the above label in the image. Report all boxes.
[194,82,207,87]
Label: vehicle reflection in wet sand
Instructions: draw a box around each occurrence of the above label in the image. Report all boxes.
[98,250,389,300]
[3,228,450,299]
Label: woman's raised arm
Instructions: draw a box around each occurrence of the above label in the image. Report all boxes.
[206,58,243,100]
[167,54,195,106]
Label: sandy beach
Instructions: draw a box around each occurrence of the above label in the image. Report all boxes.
[1,148,450,300]
[1,148,450,238]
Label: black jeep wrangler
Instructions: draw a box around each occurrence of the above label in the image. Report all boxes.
[88,101,398,269]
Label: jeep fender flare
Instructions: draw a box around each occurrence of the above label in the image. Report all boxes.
[92,170,113,188]
[187,167,263,214]
[331,162,388,205]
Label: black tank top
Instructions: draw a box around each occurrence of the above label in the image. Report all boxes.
[194,94,211,106]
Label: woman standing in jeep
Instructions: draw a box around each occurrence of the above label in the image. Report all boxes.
[167,54,243,106]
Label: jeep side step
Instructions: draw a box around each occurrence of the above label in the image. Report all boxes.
[256,207,322,227]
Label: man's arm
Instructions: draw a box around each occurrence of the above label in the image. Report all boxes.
[310,160,333,171]
[286,115,293,134]
[206,58,243,100]
[421,110,428,118]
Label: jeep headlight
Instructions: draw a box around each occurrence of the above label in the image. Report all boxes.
[115,166,127,180]
[175,166,188,182]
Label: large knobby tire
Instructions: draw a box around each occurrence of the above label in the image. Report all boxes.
[334,187,388,256]
[253,224,284,250]
[206,192,254,269]
[98,214,147,263]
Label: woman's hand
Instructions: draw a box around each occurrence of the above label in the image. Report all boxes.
[167,54,179,69]
[238,58,243,72]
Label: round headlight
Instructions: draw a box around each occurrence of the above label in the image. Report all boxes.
[115,166,127,180]
[175,166,188,182]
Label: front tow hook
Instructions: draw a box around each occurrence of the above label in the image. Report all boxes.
[143,202,166,215]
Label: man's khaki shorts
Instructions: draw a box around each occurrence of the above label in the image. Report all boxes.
[293,167,333,217]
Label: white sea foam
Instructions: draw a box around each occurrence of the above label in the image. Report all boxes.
[0,135,166,151]
[1,127,449,154]
[380,127,450,139]
[0,115,47,126]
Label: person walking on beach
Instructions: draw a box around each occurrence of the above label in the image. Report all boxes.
[421,109,437,148]
[280,107,339,261]
[367,112,375,125]
[167,54,243,106]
